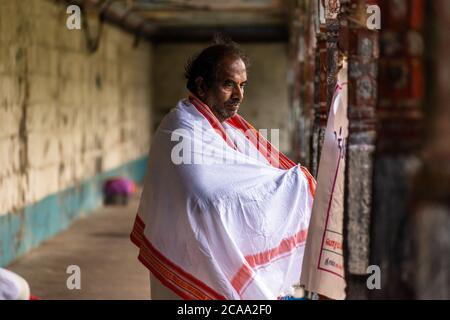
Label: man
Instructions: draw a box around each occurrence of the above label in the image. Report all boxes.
[130,39,315,300]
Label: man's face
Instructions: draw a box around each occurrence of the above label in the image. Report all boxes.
[197,57,247,122]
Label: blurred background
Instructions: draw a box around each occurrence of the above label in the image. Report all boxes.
[0,0,448,299]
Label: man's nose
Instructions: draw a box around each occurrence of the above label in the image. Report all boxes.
[233,85,244,101]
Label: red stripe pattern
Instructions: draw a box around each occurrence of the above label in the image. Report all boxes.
[231,228,308,296]
[189,94,316,197]
[227,115,295,170]
[188,95,238,150]
[130,215,226,300]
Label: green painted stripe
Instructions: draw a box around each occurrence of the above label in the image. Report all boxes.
[0,156,148,267]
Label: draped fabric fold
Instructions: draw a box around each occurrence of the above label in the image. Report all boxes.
[130,96,315,300]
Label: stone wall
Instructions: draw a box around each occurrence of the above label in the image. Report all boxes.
[0,0,153,217]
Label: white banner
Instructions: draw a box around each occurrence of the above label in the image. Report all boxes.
[300,63,348,300]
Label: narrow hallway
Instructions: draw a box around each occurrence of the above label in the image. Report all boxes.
[6,195,149,300]
[1,0,449,301]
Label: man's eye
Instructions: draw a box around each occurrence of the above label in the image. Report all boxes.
[224,82,233,88]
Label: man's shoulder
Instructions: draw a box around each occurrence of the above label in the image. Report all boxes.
[158,98,203,130]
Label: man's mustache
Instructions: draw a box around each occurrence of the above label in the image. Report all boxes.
[226,99,241,107]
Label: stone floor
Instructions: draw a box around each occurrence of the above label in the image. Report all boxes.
[6,195,150,300]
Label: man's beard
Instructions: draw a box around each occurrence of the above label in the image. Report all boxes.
[215,100,240,121]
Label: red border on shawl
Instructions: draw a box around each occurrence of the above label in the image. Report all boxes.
[230,228,308,296]
[130,215,226,300]
[188,94,316,198]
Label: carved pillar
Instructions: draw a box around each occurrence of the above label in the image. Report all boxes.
[311,0,341,178]
[289,0,319,171]
[302,0,319,170]
[342,0,378,299]
[288,1,303,163]
[311,30,326,177]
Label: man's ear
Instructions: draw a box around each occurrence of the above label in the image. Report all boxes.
[195,77,207,98]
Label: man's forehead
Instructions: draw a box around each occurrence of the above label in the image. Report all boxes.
[217,57,247,79]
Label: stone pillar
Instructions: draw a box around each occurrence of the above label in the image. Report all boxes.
[311,30,326,177]
[311,0,341,178]
[341,0,379,299]
[289,0,318,169]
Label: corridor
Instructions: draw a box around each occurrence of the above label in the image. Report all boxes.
[6,194,149,299]
[1,0,449,300]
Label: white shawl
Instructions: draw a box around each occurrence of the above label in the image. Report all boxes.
[131,96,315,300]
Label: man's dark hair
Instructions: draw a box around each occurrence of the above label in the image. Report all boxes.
[185,35,249,96]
